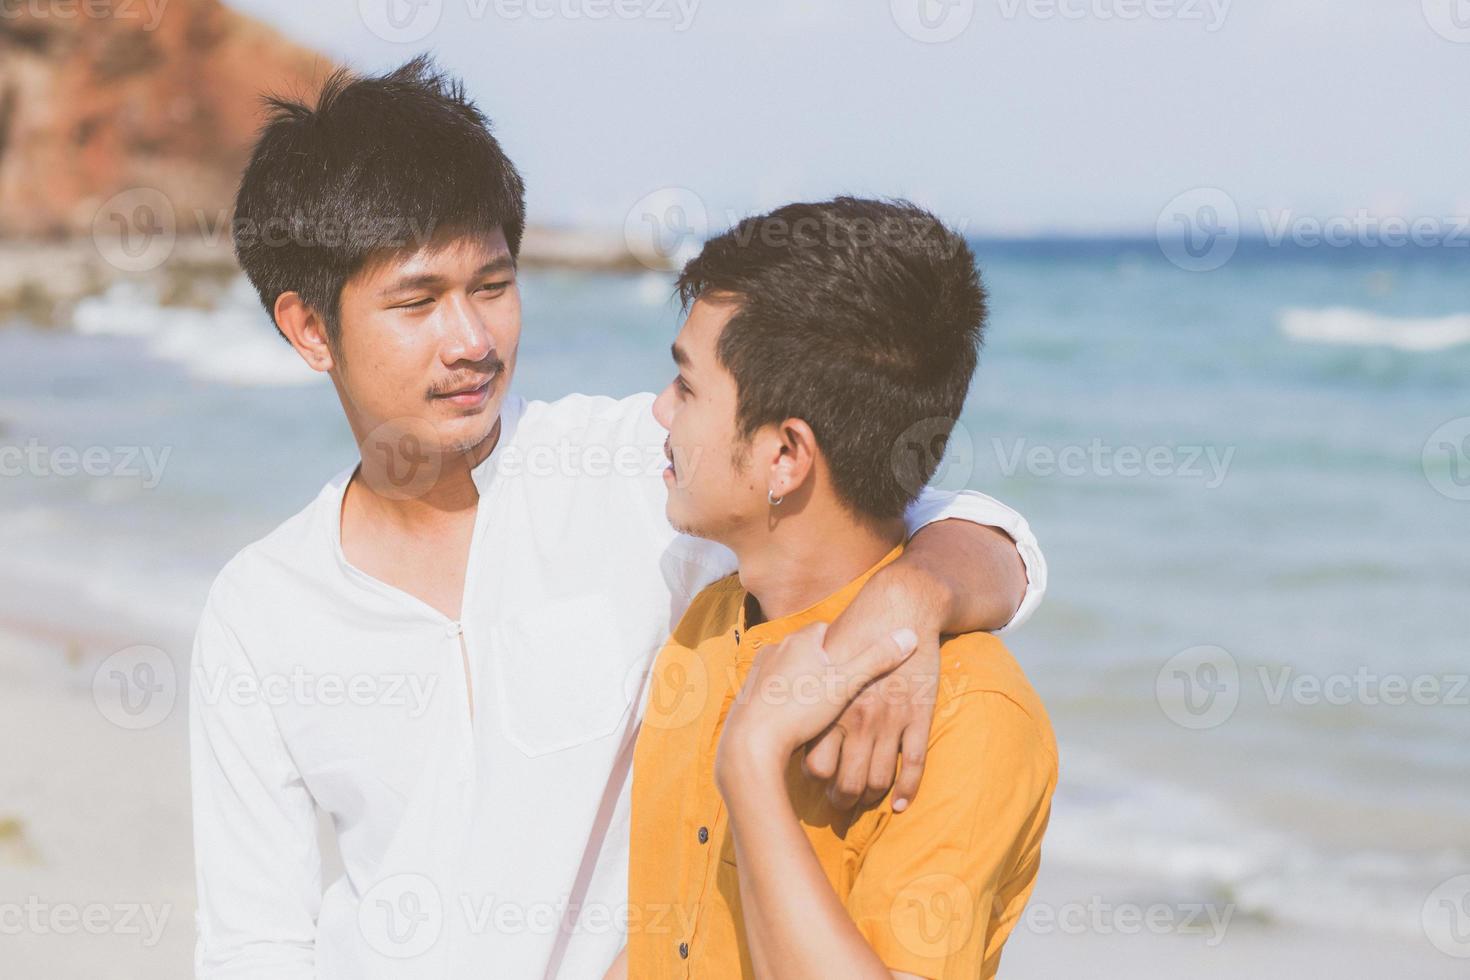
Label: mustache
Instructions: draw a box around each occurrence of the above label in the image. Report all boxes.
[426,354,506,398]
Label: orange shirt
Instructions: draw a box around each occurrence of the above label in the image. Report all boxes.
[628,546,1057,979]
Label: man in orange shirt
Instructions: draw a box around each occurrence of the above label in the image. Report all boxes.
[608,197,1058,978]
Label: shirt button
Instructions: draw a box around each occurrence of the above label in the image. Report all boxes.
[697,826,709,844]
[446,622,463,637]
[678,942,689,959]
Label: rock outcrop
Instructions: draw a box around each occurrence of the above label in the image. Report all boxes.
[0,0,335,238]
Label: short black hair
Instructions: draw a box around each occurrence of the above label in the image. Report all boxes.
[676,196,986,521]
[233,55,526,342]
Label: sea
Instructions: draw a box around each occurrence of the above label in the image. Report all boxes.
[1,237,1466,942]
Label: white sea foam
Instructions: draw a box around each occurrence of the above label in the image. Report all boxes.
[1047,749,1466,940]
[1278,307,1470,352]
[71,279,318,386]
[0,518,209,639]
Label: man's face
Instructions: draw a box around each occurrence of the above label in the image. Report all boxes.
[652,297,768,541]
[332,229,520,460]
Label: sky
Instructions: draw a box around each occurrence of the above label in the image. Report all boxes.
[227,0,1470,237]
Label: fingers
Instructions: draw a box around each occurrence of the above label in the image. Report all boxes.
[803,726,842,781]
[861,714,901,808]
[835,627,919,700]
[804,626,918,806]
[890,721,931,813]
[827,726,872,811]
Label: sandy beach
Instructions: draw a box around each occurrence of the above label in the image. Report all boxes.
[1,616,195,980]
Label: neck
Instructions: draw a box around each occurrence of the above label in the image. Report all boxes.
[731,506,904,625]
[349,416,501,530]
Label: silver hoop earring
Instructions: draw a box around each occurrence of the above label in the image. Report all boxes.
[768,489,784,506]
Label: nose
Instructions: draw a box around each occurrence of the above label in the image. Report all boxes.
[440,294,494,366]
[652,381,675,430]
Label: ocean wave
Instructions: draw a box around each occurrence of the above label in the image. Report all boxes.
[1278,307,1470,352]
[1047,749,1466,940]
[71,279,318,387]
[0,517,210,639]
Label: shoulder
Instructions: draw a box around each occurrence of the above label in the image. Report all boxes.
[517,391,658,443]
[932,632,1057,765]
[203,468,347,621]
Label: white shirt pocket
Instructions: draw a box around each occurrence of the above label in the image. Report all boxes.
[490,593,635,757]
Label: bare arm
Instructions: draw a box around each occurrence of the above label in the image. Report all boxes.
[715,626,926,979]
[721,745,913,979]
[889,519,1028,635]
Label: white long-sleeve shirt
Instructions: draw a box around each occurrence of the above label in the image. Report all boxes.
[188,391,1047,980]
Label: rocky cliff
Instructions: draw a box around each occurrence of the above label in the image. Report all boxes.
[0,0,335,238]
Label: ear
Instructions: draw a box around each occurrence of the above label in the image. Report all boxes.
[274,292,335,373]
[769,418,819,500]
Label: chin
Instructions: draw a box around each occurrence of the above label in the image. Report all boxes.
[440,412,500,455]
[666,502,721,542]
[664,499,698,538]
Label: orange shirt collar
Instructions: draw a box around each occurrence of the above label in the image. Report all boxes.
[733,543,905,657]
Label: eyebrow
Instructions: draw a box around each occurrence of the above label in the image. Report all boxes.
[671,342,692,370]
[379,255,517,297]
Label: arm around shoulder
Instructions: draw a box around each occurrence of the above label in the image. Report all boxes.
[900,487,1048,634]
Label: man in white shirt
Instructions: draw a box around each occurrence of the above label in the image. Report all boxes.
[190,56,1047,979]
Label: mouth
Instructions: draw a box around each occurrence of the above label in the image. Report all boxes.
[433,372,496,408]
[663,438,677,477]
